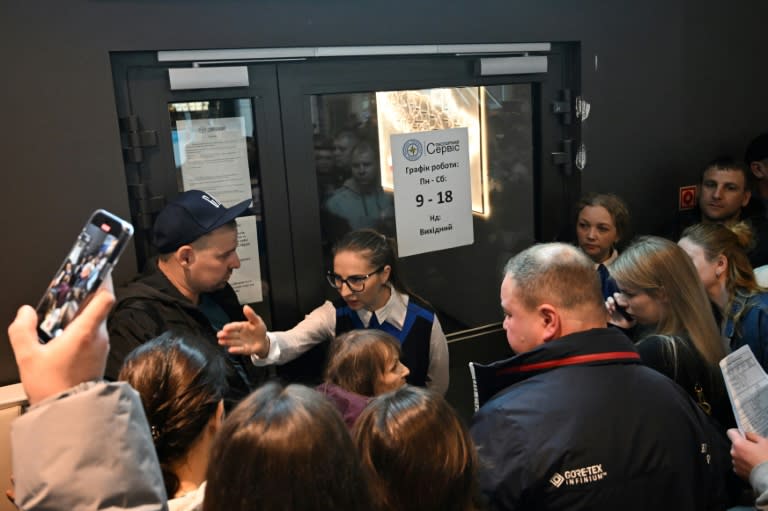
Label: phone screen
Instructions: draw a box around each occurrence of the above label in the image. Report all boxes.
[36,210,134,342]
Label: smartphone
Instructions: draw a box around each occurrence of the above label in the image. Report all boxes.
[36,209,134,343]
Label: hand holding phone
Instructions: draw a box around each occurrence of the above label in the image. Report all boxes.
[35,210,133,343]
[606,292,636,330]
[10,277,115,404]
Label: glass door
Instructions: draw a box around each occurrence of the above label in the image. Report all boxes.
[111,46,578,417]
[306,84,535,332]
[111,54,297,326]
[276,52,573,337]
[274,51,576,413]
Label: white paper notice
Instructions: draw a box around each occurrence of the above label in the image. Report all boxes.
[229,216,263,304]
[391,128,474,257]
[176,117,252,207]
[720,345,768,435]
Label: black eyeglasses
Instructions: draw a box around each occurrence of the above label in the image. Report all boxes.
[326,266,385,293]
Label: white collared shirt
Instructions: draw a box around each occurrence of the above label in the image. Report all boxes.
[251,287,449,395]
[593,248,618,269]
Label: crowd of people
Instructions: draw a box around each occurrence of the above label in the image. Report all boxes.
[315,130,396,246]
[7,132,768,510]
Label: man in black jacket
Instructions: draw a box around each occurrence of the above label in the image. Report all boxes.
[106,190,266,403]
[470,243,729,511]
[674,156,768,267]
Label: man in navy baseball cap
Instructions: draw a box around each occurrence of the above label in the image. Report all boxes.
[106,190,265,403]
[152,190,252,253]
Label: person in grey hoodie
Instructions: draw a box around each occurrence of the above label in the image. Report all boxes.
[7,277,167,511]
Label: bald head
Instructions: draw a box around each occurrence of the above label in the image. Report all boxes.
[500,244,606,352]
[504,243,604,313]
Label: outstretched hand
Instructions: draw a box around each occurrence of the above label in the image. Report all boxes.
[218,305,269,358]
[605,292,635,330]
[728,428,768,480]
[8,277,115,405]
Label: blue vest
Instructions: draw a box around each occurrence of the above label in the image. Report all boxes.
[598,263,620,300]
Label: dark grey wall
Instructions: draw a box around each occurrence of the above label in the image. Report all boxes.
[2,0,767,384]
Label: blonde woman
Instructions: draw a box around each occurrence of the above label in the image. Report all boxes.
[679,222,768,370]
[575,193,631,299]
[608,236,731,427]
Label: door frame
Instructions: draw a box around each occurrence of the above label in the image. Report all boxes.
[111,44,579,329]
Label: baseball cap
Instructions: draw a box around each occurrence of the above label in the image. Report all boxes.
[153,190,251,253]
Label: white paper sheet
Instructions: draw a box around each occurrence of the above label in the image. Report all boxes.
[229,215,263,304]
[376,88,486,214]
[720,344,768,435]
[176,116,252,207]
[390,127,474,257]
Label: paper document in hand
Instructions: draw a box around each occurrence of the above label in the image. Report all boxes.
[720,344,768,435]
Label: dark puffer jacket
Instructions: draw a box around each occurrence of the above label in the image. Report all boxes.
[107,259,266,405]
[470,328,730,511]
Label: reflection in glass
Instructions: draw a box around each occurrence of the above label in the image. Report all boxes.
[311,85,535,334]
[167,99,272,323]
[323,138,395,235]
[376,88,488,216]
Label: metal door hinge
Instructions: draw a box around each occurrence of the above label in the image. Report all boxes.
[127,183,165,230]
[551,139,574,176]
[120,115,158,164]
[551,89,572,125]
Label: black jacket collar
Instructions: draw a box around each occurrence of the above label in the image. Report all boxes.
[472,328,640,408]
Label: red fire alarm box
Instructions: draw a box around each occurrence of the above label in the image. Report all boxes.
[679,185,697,211]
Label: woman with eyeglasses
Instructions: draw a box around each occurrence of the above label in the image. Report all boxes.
[218,228,449,395]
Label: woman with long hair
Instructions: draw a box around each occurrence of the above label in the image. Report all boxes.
[354,386,480,511]
[204,382,371,511]
[220,228,448,394]
[119,332,228,511]
[575,193,631,298]
[318,329,409,428]
[608,236,731,426]
[679,222,768,369]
